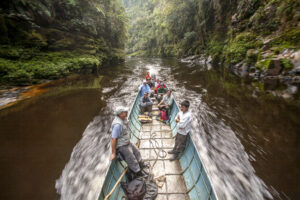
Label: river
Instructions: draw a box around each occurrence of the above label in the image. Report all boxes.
[0,58,299,200]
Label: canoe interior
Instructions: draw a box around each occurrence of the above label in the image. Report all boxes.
[98,91,217,200]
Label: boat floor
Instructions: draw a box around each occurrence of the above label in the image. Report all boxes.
[139,101,189,200]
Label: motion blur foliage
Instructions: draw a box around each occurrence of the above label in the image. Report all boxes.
[0,0,127,85]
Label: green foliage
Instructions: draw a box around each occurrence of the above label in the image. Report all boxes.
[254,58,293,72]
[246,49,259,65]
[124,0,198,57]
[0,45,22,59]
[67,0,77,6]
[224,32,262,64]
[0,0,127,86]
[268,29,300,47]
[123,0,299,73]
[0,51,103,85]
[26,31,48,48]
[206,39,225,61]
[182,32,197,49]
[280,58,293,70]
[256,59,271,70]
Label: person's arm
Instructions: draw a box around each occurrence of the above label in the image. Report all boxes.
[159,96,165,106]
[167,96,174,106]
[178,113,192,128]
[147,85,151,93]
[148,97,153,105]
[140,97,146,107]
[158,97,162,106]
[110,138,117,160]
[110,124,121,160]
[176,113,180,123]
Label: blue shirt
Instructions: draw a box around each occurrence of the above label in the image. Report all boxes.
[140,96,153,107]
[112,123,122,138]
[140,84,150,96]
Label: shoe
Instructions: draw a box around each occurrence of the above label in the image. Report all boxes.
[170,154,179,161]
[139,161,149,169]
[136,170,148,177]
[168,150,176,154]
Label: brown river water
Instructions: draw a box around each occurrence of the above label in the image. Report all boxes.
[0,58,299,200]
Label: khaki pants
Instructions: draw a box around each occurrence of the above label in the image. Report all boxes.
[118,142,142,173]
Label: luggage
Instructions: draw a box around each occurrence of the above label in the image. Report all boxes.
[138,115,153,123]
[160,110,167,121]
[121,177,146,200]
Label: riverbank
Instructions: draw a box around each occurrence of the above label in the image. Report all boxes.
[180,53,300,101]
[0,48,124,86]
[0,75,98,110]
[0,0,126,86]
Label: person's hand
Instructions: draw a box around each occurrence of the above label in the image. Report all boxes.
[176,115,180,123]
[110,153,117,161]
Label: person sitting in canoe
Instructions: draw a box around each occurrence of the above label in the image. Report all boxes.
[110,107,147,176]
[155,79,167,94]
[146,78,155,89]
[151,72,156,83]
[139,80,151,96]
[146,78,155,97]
[154,79,159,88]
[145,72,151,80]
[168,100,193,161]
[140,92,153,116]
[155,79,167,102]
[158,89,174,121]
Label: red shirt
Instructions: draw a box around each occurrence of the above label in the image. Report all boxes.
[145,74,151,80]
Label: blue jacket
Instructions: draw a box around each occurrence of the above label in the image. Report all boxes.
[140,84,150,96]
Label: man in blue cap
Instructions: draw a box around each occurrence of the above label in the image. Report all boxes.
[139,80,151,97]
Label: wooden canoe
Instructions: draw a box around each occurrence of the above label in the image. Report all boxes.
[98,90,218,200]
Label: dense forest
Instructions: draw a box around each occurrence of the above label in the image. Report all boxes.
[124,0,299,79]
[0,0,127,85]
[0,0,299,86]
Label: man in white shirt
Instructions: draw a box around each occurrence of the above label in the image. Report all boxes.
[169,100,192,161]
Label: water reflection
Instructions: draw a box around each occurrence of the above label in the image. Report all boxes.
[0,58,299,200]
[57,58,299,200]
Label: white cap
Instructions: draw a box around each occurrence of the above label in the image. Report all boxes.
[115,106,129,115]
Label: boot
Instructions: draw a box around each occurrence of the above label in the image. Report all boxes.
[139,160,149,169]
[168,150,176,154]
[170,153,179,161]
[136,169,148,177]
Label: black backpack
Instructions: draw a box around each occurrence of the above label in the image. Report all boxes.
[121,177,146,200]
